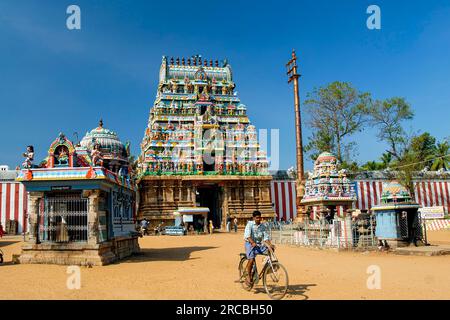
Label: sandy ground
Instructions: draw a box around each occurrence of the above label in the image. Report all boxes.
[0,230,449,300]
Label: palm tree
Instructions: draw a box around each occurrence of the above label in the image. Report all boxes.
[428,141,449,171]
[380,152,392,169]
[362,161,381,171]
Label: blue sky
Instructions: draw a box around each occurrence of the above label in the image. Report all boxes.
[0,0,449,170]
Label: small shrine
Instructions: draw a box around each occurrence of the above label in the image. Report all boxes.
[371,182,422,248]
[137,56,275,228]
[301,152,356,220]
[16,122,139,266]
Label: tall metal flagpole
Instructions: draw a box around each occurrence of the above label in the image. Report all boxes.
[286,50,305,214]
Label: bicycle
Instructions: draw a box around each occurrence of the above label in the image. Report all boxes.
[0,248,4,264]
[238,242,289,300]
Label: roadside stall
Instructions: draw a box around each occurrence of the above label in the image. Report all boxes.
[164,207,209,236]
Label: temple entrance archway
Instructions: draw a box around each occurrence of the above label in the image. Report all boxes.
[196,184,222,229]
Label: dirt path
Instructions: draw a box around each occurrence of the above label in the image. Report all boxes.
[0,231,449,300]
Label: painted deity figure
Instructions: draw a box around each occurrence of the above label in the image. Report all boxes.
[91,143,104,167]
[171,79,178,93]
[22,145,34,169]
[195,107,203,123]
[184,76,190,94]
[56,147,69,165]
[202,105,217,124]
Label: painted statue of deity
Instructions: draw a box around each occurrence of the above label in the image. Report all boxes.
[203,105,217,124]
[195,107,203,123]
[184,76,190,93]
[91,143,104,167]
[22,145,35,169]
[56,147,69,166]
[171,79,178,93]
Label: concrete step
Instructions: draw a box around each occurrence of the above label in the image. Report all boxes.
[394,245,450,256]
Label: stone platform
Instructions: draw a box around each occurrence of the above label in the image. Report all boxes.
[394,245,450,256]
[18,236,140,266]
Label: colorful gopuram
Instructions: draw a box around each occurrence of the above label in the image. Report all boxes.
[301,152,356,220]
[137,56,275,228]
[16,122,139,266]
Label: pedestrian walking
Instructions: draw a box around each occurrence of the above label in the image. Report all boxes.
[208,220,214,234]
[233,217,238,233]
[0,222,4,238]
[226,216,232,232]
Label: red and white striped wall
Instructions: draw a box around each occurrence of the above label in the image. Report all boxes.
[425,219,450,231]
[270,181,297,221]
[414,181,450,212]
[355,180,384,211]
[0,182,28,234]
[270,181,348,220]
[355,180,450,213]
[270,179,450,219]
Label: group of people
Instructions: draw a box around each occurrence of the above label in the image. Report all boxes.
[226,216,239,233]
[139,218,164,236]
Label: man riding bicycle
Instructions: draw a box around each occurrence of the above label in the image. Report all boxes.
[243,210,274,286]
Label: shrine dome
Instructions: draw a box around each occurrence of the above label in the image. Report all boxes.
[80,120,128,159]
[315,152,337,165]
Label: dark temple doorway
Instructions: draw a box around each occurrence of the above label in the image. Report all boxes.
[196,185,222,229]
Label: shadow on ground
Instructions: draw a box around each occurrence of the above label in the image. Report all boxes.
[123,246,218,263]
[253,283,316,300]
[0,241,20,248]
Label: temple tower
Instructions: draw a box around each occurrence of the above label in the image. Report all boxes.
[137,56,275,228]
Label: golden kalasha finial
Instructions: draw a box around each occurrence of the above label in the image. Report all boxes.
[187,58,191,66]
[215,60,219,67]
[182,57,185,65]
[99,119,104,128]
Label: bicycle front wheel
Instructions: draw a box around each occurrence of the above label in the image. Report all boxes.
[263,262,289,300]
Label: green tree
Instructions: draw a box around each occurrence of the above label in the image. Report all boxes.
[428,141,450,171]
[361,160,386,171]
[380,152,392,168]
[339,160,360,172]
[410,132,436,169]
[390,133,438,198]
[369,97,414,160]
[394,150,420,199]
[304,81,371,162]
[304,129,334,161]
[128,154,139,173]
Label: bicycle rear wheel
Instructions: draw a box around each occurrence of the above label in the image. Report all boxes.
[263,262,289,300]
[239,258,255,291]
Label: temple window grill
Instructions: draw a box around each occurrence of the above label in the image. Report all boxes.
[38,193,89,243]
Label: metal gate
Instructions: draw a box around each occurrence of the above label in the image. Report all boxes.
[38,195,89,243]
[399,212,409,239]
